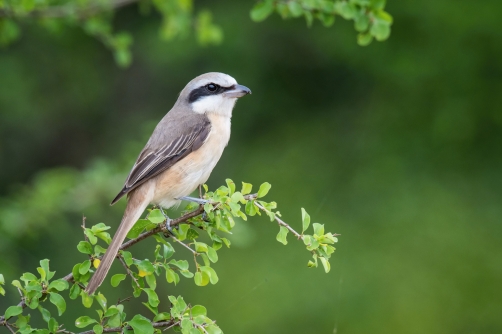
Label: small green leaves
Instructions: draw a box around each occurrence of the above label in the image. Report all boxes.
[75,316,97,328]
[276,226,289,245]
[48,279,68,292]
[257,182,271,198]
[301,208,311,233]
[128,314,154,334]
[248,0,392,45]
[110,274,126,287]
[49,292,66,316]
[4,305,23,319]
[241,182,252,195]
[77,241,93,254]
[250,0,274,22]
[0,273,5,296]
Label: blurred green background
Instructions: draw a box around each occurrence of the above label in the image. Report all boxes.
[1,0,502,333]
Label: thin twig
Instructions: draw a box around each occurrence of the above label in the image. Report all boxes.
[118,255,140,289]
[78,320,177,334]
[253,202,303,239]
[4,322,16,334]
[170,235,197,255]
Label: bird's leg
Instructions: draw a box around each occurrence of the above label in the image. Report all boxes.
[158,206,173,234]
[177,196,208,205]
[199,184,203,199]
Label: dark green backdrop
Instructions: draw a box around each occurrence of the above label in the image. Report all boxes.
[1,1,501,333]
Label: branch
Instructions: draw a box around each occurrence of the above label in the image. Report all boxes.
[0,0,138,18]
[254,201,302,239]
[0,194,258,324]
[78,320,179,334]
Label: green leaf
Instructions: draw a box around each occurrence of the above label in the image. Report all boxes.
[169,259,189,271]
[93,324,104,334]
[84,229,98,245]
[81,291,94,308]
[206,325,223,334]
[245,200,258,216]
[69,284,80,300]
[77,241,93,254]
[370,20,391,41]
[186,228,199,240]
[79,260,91,275]
[257,182,271,198]
[191,305,207,317]
[39,306,51,323]
[173,223,190,241]
[301,208,310,233]
[48,279,68,292]
[153,312,171,322]
[143,288,160,307]
[357,32,373,46]
[75,316,97,328]
[111,274,127,287]
[313,223,324,236]
[225,179,235,195]
[276,226,289,245]
[0,286,4,296]
[49,292,66,316]
[104,307,119,318]
[21,272,38,282]
[40,259,52,280]
[95,293,107,311]
[145,273,156,290]
[121,251,133,266]
[148,209,166,224]
[127,219,153,239]
[163,243,175,259]
[250,0,274,22]
[241,182,252,195]
[0,274,4,284]
[288,1,304,17]
[128,314,154,334]
[201,266,219,284]
[136,260,155,276]
[319,257,331,273]
[48,317,58,333]
[194,242,208,253]
[207,247,218,263]
[194,271,210,286]
[4,306,23,319]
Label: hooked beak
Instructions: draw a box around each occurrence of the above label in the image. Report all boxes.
[224,84,252,98]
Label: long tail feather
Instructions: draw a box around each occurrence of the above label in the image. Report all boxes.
[85,191,150,294]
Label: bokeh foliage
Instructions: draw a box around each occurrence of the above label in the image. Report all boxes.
[1,0,502,333]
[0,0,392,66]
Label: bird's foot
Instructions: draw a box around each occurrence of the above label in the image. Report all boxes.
[158,207,173,234]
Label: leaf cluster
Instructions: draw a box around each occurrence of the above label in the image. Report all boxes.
[250,0,393,45]
[0,180,339,333]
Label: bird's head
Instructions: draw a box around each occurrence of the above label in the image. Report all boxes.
[179,72,251,117]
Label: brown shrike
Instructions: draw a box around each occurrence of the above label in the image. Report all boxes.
[85,72,251,294]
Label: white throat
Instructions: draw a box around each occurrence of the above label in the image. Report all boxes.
[191,95,237,117]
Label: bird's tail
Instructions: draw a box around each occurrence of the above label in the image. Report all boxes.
[85,192,150,295]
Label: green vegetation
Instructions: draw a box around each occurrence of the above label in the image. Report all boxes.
[0,181,338,332]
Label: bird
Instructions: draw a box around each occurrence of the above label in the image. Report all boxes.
[85,72,251,294]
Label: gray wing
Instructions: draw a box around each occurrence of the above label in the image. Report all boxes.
[111,119,211,205]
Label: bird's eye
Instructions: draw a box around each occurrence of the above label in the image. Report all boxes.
[206,83,219,92]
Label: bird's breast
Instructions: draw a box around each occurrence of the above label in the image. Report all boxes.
[152,114,231,208]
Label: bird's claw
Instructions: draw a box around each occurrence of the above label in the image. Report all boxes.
[158,207,174,235]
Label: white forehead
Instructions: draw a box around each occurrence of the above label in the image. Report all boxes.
[189,72,237,88]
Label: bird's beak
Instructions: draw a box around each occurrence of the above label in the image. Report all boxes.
[224,84,252,98]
